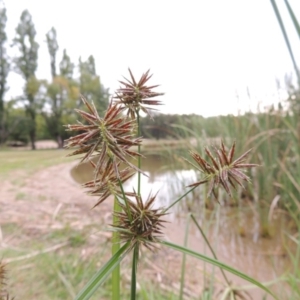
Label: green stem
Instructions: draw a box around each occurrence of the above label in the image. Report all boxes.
[137,110,141,196]
[179,213,191,300]
[111,196,121,300]
[190,214,232,287]
[160,241,278,300]
[270,0,300,83]
[164,186,197,213]
[75,242,130,300]
[118,178,132,222]
[129,109,141,300]
[130,244,139,300]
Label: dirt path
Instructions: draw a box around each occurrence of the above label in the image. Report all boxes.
[0,162,110,238]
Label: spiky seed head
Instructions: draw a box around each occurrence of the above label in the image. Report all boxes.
[186,141,258,198]
[83,161,136,208]
[112,192,168,251]
[64,97,142,179]
[0,262,13,300]
[0,262,5,298]
[114,69,164,119]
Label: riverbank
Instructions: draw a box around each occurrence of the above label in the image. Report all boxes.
[0,148,293,298]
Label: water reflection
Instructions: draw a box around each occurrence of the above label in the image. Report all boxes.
[124,169,197,210]
[71,154,198,211]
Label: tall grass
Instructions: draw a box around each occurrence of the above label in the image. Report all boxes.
[175,109,299,211]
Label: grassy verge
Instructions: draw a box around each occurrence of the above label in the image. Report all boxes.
[0,148,74,177]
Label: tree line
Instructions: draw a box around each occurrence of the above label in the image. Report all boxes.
[0,5,207,148]
[0,4,208,148]
[0,6,109,149]
[1,4,299,149]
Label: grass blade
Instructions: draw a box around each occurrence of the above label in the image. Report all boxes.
[270,0,300,81]
[112,197,122,300]
[179,213,191,300]
[284,0,300,39]
[75,242,130,300]
[161,240,278,300]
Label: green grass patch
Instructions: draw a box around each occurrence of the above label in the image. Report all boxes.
[0,149,74,177]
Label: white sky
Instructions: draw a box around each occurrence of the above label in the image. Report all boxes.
[3,0,300,117]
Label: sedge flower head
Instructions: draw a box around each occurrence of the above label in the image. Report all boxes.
[187,141,258,198]
[83,161,136,208]
[114,69,164,119]
[65,96,142,178]
[0,262,13,300]
[112,192,167,251]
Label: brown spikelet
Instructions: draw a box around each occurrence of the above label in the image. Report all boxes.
[112,191,168,251]
[114,69,164,119]
[0,262,14,300]
[83,161,136,208]
[186,141,258,198]
[64,97,143,179]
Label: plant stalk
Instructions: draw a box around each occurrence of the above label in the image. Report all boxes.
[164,186,197,212]
[137,109,141,196]
[118,178,132,222]
[190,214,231,287]
[179,213,191,300]
[130,244,139,300]
[111,196,121,300]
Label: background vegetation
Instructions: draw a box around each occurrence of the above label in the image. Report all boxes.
[0,0,300,299]
[0,4,109,149]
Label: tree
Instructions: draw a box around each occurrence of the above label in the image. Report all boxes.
[13,10,39,149]
[60,49,74,80]
[43,76,79,148]
[42,32,109,148]
[79,55,109,113]
[5,100,30,144]
[43,32,79,148]
[0,2,9,144]
[46,27,58,79]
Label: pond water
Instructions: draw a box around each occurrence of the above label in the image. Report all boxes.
[71,154,295,298]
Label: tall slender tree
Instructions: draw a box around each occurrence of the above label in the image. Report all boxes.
[46,27,58,79]
[60,49,74,80]
[45,27,62,147]
[0,2,9,144]
[79,55,109,113]
[13,10,39,149]
[44,34,79,148]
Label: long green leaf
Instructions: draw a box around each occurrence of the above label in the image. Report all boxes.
[75,242,130,300]
[284,0,300,39]
[190,214,231,287]
[164,186,197,212]
[161,240,278,300]
[112,197,122,300]
[270,0,300,82]
[179,213,191,300]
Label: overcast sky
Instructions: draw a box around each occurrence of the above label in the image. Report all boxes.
[3,0,300,116]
